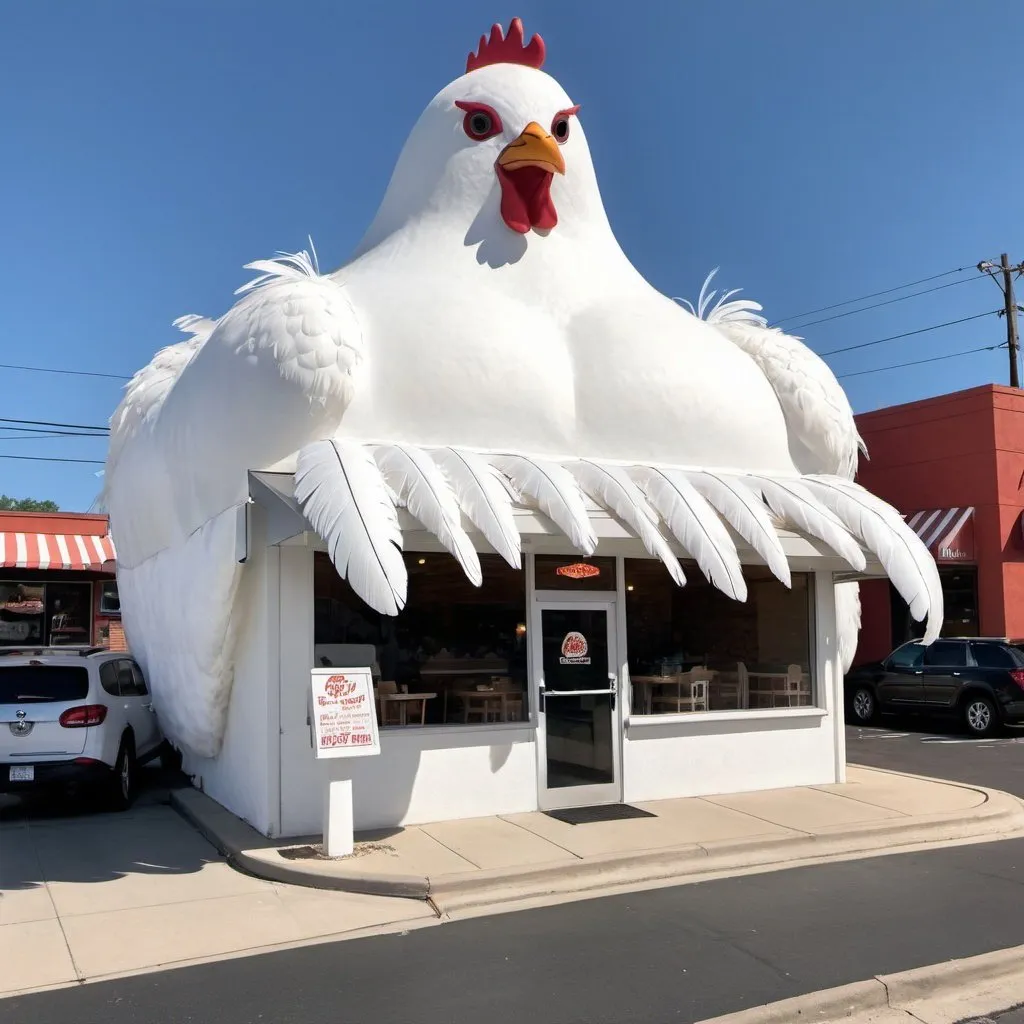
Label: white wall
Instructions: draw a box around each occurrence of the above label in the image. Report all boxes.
[623,710,833,801]
[184,505,277,834]
[283,726,538,835]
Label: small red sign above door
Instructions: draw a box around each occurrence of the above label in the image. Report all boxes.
[555,563,601,579]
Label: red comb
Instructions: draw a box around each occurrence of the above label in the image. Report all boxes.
[466,18,545,74]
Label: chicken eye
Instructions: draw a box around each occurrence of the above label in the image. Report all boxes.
[456,101,503,141]
[468,112,491,137]
[552,116,570,144]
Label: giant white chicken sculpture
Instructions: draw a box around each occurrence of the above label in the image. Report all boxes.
[105,19,941,758]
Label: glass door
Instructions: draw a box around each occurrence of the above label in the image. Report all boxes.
[535,602,621,809]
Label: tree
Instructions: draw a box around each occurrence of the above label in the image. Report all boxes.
[0,495,60,512]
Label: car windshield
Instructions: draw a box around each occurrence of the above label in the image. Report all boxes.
[0,665,90,703]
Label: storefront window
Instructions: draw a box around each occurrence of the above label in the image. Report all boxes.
[99,581,120,615]
[0,583,45,646]
[314,552,527,727]
[891,567,978,644]
[46,583,93,646]
[624,559,814,715]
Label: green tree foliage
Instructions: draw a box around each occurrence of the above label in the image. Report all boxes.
[0,495,60,512]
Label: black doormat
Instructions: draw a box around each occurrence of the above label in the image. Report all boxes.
[544,804,657,825]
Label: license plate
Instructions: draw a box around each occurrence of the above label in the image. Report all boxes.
[9,766,34,782]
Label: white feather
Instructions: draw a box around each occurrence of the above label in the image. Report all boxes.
[172,314,218,337]
[431,447,521,569]
[802,476,939,639]
[633,467,746,601]
[375,444,482,587]
[687,471,791,587]
[822,476,944,644]
[569,460,685,586]
[295,439,407,616]
[751,476,867,571]
[491,455,596,555]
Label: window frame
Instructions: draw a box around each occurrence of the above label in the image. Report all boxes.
[99,581,120,616]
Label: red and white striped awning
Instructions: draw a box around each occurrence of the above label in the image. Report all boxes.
[0,532,116,570]
[904,508,975,563]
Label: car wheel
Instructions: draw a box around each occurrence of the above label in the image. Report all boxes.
[850,685,877,724]
[109,736,137,811]
[962,694,998,738]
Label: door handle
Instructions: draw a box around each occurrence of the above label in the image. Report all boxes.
[951,672,961,677]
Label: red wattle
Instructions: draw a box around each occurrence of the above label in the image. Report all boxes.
[496,165,557,234]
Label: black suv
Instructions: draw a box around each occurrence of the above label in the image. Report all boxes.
[846,638,1024,737]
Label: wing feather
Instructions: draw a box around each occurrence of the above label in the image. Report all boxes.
[491,455,596,555]
[803,476,941,640]
[432,447,521,569]
[569,460,685,586]
[633,467,746,600]
[751,476,867,571]
[687,471,791,587]
[375,444,482,586]
[295,439,407,615]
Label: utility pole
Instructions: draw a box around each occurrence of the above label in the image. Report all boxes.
[978,254,1024,388]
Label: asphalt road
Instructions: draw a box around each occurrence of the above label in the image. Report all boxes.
[3,722,1022,1023]
[846,720,1024,797]
[4,834,1023,1024]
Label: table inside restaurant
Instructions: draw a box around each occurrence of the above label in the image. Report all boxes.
[378,692,436,726]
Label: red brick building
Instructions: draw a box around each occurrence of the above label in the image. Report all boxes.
[0,510,124,650]
[853,385,1024,665]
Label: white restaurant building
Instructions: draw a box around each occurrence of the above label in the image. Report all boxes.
[183,469,878,839]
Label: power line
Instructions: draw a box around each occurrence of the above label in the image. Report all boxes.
[771,266,972,326]
[0,433,89,442]
[818,310,1001,357]
[0,417,109,433]
[0,454,106,465]
[0,362,131,381]
[836,344,1003,379]
[776,275,984,332]
[0,425,111,438]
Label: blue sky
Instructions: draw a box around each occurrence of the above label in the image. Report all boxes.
[2,1,1022,511]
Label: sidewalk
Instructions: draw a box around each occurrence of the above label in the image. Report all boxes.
[175,765,1024,914]
[3,765,1023,998]
[0,797,437,998]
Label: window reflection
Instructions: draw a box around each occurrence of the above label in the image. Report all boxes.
[0,583,45,645]
[314,552,528,727]
[625,560,814,714]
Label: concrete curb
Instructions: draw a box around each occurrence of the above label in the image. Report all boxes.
[171,779,1024,913]
[170,789,431,899]
[695,944,1024,1024]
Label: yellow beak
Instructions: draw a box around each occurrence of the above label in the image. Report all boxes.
[497,122,565,175]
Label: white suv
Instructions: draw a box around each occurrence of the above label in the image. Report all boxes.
[0,647,164,809]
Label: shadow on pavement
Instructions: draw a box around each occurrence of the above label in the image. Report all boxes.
[0,765,221,890]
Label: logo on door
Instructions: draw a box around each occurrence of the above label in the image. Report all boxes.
[559,631,591,665]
